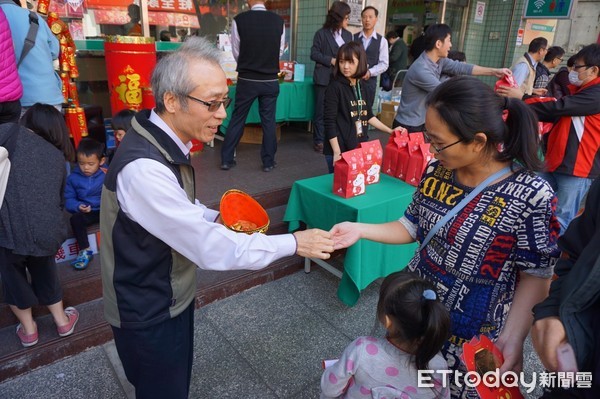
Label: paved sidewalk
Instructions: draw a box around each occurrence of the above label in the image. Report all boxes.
[0,267,545,398]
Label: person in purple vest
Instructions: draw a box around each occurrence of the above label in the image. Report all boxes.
[220,0,285,172]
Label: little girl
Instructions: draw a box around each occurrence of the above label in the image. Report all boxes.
[321,271,451,399]
[323,41,400,173]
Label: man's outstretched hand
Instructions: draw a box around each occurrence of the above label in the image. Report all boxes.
[293,229,334,259]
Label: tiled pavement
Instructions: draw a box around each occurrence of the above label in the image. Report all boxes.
[0,266,545,398]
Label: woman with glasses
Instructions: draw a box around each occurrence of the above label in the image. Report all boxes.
[310,1,353,154]
[547,54,577,99]
[330,76,560,398]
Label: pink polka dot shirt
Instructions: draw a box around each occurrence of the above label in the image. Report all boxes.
[320,336,450,399]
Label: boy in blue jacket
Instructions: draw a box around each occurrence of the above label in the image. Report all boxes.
[65,138,106,270]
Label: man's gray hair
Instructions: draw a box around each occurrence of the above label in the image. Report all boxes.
[152,36,222,113]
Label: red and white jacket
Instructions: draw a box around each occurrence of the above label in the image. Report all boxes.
[529,77,600,179]
[0,8,22,103]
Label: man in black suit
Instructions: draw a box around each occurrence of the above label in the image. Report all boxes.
[310,1,352,153]
[220,0,285,172]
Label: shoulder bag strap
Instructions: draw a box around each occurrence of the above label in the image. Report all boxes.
[418,166,512,251]
[17,11,39,67]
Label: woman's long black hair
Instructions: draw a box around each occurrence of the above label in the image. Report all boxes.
[21,103,76,162]
[323,1,351,30]
[425,76,543,171]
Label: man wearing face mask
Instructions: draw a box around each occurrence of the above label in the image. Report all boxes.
[526,44,600,233]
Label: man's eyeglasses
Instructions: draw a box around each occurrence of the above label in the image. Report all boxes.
[556,58,563,62]
[186,95,231,112]
[573,64,591,71]
[423,130,462,154]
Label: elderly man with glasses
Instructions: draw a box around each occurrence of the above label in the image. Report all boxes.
[99,37,334,399]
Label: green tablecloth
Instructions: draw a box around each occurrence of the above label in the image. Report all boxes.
[283,173,418,306]
[221,78,315,132]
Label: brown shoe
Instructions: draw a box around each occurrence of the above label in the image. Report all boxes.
[313,143,324,153]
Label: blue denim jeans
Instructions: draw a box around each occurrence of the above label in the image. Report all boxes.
[539,172,593,233]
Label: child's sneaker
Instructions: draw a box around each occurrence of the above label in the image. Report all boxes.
[57,307,79,337]
[16,323,38,347]
[71,249,93,270]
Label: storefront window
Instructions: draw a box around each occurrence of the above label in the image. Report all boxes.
[386,0,466,49]
[30,0,291,51]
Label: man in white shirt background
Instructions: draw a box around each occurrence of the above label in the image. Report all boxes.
[221,0,286,172]
[354,6,389,114]
[511,37,548,96]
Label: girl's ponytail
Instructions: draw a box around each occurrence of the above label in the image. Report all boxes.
[414,293,451,370]
[378,272,451,371]
[499,97,544,171]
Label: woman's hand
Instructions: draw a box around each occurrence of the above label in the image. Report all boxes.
[333,152,342,164]
[496,334,524,374]
[329,221,361,250]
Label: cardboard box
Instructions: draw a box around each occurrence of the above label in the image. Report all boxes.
[381,101,399,113]
[240,124,281,144]
[378,101,399,128]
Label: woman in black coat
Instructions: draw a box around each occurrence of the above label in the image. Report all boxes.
[324,42,398,173]
[310,1,352,153]
[0,104,78,348]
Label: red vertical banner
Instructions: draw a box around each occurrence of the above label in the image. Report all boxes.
[104,37,157,115]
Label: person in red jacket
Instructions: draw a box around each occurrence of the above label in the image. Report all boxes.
[500,44,600,233]
[0,7,22,123]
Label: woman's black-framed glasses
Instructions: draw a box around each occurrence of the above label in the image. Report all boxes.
[423,130,462,154]
[186,95,231,112]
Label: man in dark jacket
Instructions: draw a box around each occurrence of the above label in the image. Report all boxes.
[220,0,284,172]
[524,44,600,233]
[532,177,600,398]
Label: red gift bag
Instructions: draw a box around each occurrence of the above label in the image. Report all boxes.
[279,61,295,81]
[382,128,408,177]
[333,148,366,198]
[360,140,383,185]
[396,132,424,181]
[405,141,432,186]
[494,74,518,91]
